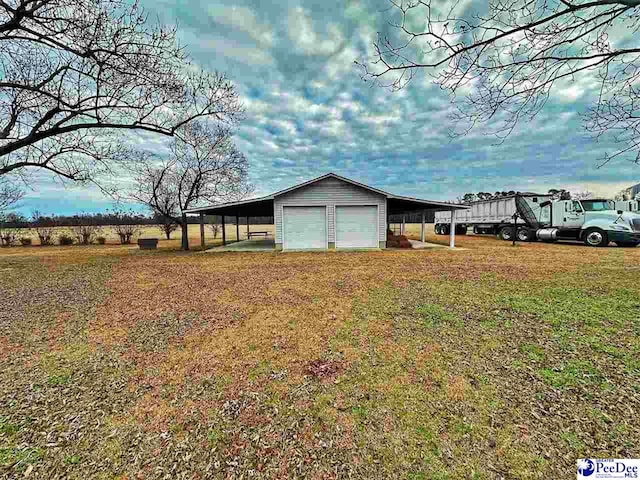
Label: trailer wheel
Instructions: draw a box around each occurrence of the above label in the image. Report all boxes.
[434,225,441,235]
[516,228,532,242]
[498,226,514,241]
[583,228,609,247]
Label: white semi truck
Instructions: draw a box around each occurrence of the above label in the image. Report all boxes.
[616,199,639,213]
[435,194,640,247]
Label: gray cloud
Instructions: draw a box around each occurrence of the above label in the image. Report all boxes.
[12,0,638,214]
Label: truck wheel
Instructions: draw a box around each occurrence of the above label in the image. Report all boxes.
[498,226,514,241]
[517,228,532,242]
[583,228,609,247]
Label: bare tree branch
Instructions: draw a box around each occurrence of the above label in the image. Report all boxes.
[0,0,243,185]
[0,176,22,211]
[359,0,640,164]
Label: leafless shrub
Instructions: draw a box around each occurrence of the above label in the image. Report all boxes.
[58,234,74,246]
[110,208,141,244]
[31,211,57,246]
[0,225,17,246]
[114,224,139,244]
[0,216,20,246]
[70,215,101,245]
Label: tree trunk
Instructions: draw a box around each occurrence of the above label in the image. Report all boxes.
[165,228,171,240]
[180,214,189,250]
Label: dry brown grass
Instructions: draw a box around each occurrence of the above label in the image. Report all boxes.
[0,235,638,478]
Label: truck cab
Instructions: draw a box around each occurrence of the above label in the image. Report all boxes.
[544,199,640,247]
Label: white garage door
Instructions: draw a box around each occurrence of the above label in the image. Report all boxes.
[283,206,327,250]
[335,206,378,248]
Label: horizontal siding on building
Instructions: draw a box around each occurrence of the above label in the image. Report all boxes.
[274,177,386,244]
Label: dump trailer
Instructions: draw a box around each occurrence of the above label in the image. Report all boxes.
[436,196,640,247]
[434,194,552,238]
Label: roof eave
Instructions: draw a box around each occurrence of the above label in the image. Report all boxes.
[387,195,471,209]
[183,195,274,214]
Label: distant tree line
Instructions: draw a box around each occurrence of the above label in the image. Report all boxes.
[0,208,275,246]
[0,211,274,229]
[457,188,579,205]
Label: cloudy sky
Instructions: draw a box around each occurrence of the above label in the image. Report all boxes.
[17,0,639,214]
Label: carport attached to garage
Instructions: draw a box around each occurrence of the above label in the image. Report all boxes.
[185,173,469,251]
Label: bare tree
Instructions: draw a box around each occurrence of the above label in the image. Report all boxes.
[31,210,56,245]
[0,0,242,188]
[572,190,594,200]
[360,0,640,164]
[156,216,179,240]
[614,187,632,200]
[208,223,221,239]
[548,188,572,200]
[129,122,252,250]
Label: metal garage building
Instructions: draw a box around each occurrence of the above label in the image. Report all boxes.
[186,173,468,250]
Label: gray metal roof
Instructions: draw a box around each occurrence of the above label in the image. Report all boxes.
[184,172,469,215]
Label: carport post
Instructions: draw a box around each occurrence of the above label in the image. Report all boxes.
[221,215,226,246]
[402,214,406,235]
[420,210,425,242]
[236,215,240,241]
[246,216,250,237]
[199,212,205,250]
[449,209,456,248]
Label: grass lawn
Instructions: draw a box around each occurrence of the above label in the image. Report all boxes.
[1,232,638,479]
